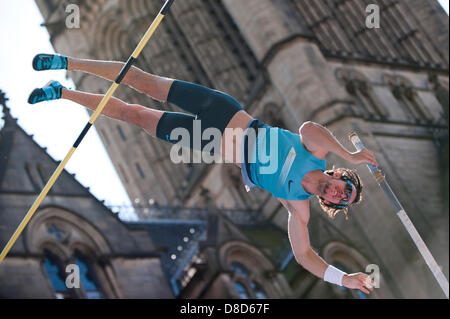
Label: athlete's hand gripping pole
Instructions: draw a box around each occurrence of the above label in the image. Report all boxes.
[0,0,175,264]
[349,132,449,299]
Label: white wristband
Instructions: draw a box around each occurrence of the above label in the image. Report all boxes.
[324,265,347,286]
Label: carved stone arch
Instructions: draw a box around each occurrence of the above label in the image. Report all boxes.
[70,241,115,295]
[119,0,162,51]
[382,73,414,89]
[384,74,434,122]
[40,239,72,264]
[217,240,287,298]
[335,68,389,119]
[120,0,152,24]
[24,206,112,257]
[39,240,74,299]
[322,241,370,271]
[218,240,275,274]
[335,68,370,95]
[92,11,131,60]
[71,241,100,263]
[81,0,110,27]
[389,75,419,101]
[322,241,387,298]
[335,67,369,82]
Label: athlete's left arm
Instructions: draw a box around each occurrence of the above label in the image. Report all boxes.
[299,121,379,167]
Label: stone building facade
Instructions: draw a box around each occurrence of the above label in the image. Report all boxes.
[31,0,449,298]
[0,91,291,299]
[0,92,173,298]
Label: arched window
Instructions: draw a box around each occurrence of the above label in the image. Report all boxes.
[233,282,250,299]
[230,261,268,299]
[43,250,72,299]
[250,281,267,299]
[333,262,367,300]
[74,252,104,299]
[230,262,250,279]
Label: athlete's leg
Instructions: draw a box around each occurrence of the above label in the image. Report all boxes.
[62,87,252,162]
[32,55,253,164]
[61,88,165,137]
[67,57,174,102]
[36,55,240,120]
[67,57,245,119]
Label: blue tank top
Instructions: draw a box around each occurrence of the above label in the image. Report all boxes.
[248,125,326,200]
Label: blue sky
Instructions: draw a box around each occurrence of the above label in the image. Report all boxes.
[0,1,448,222]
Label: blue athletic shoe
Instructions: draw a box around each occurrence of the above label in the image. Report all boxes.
[32,53,68,71]
[28,80,66,105]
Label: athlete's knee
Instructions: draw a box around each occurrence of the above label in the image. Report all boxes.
[123,104,147,127]
[129,69,173,102]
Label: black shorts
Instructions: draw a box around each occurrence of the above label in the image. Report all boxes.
[156,80,244,151]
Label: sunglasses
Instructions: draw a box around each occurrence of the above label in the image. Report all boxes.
[335,178,355,209]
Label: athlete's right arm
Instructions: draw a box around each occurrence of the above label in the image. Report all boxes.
[278,199,329,279]
[279,198,375,294]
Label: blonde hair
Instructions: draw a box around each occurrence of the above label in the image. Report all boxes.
[317,167,363,220]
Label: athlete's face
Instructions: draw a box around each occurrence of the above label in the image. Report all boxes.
[319,177,357,206]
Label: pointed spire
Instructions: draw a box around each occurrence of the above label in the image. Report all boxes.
[0,90,7,131]
[0,89,8,106]
[0,89,15,122]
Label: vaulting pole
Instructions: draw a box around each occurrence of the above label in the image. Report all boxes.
[349,132,449,299]
[0,0,175,264]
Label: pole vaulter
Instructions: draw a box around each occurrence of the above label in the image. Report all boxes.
[0,0,175,264]
[2,0,446,299]
[349,132,449,299]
